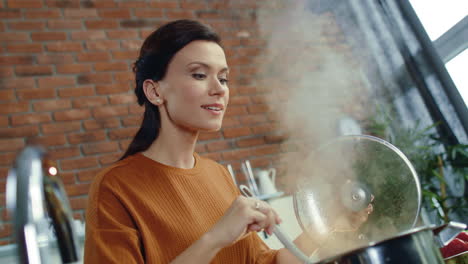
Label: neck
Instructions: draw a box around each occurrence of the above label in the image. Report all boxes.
[143,120,199,169]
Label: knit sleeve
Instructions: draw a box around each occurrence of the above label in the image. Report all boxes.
[84,174,146,264]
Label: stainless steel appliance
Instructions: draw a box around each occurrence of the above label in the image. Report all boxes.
[6,146,81,264]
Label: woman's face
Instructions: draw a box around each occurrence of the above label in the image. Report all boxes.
[158,40,229,132]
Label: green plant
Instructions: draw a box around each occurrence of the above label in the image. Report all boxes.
[364,106,468,223]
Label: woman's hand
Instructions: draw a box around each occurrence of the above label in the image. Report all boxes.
[207,196,281,249]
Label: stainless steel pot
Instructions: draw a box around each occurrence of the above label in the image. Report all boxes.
[318,222,467,264]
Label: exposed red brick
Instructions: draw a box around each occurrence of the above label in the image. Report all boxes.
[223,127,252,139]
[11,113,51,126]
[47,20,82,30]
[15,65,53,76]
[76,167,102,182]
[72,96,108,108]
[38,76,75,88]
[133,9,164,18]
[37,54,74,64]
[221,148,252,161]
[98,9,131,19]
[0,55,34,66]
[69,196,88,210]
[47,146,81,160]
[85,20,119,29]
[221,116,240,127]
[46,42,83,52]
[94,62,128,72]
[7,21,45,30]
[6,43,43,53]
[81,0,116,8]
[0,116,9,127]
[42,121,81,134]
[77,73,112,85]
[121,115,141,127]
[54,109,91,122]
[107,127,137,140]
[58,85,96,97]
[0,125,39,138]
[199,131,222,141]
[0,10,21,19]
[0,67,14,78]
[56,64,92,74]
[71,30,105,40]
[114,72,133,82]
[82,141,119,155]
[120,19,150,28]
[0,152,16,166]
[16,88,56,100]
[108,93,135,104]
[0,138,24,152]
[33,99,71,112]
[27,134,67,147]
[93,105,128,120]
[239,114,267,125]
[206,140,232,152]
[96,82,131,95]
[67,130,106,144]
[7,0,43,8]
[31,32,67,41]
[224,106,248,117]
[166,10,194,19]
[236,137,266,148]
[24,10,62,19]
[121,40,142,50]
[112,50,139,60]
[118,1,147,8]
[0,90,15,101]
[251,145,280,156]
[85,40,120,51]
[251,123,276,134]
[106,30,139,40]
[64,9,98,19]
[181,1,206,9]
[83,118,120,130]
[65,183,90,196]
[149,1,179,8]
[128,104,144,115]
[76,51,111,62]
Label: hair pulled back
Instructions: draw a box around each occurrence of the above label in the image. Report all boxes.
[120,20,221,160]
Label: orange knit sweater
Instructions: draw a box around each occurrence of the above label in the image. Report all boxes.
[84,153,278,263]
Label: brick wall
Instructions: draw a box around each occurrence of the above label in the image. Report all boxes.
[0,0,354,245]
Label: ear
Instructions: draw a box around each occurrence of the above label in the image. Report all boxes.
[142,79,164,105]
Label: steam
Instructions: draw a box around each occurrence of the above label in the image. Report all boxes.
[251,0,393,260]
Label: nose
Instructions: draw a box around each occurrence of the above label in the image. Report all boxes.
[209,77,227,97]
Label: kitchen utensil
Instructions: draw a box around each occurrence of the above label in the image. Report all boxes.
[319,222,467,264]
[6,146,81,264]
[241,160,260,196]
[256,168,278,196]
[292,135,422,259]
[226,164,238,186]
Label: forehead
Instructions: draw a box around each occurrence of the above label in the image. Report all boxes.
[172,40,227,69]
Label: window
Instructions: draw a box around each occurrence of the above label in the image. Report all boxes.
[409,0,468,105]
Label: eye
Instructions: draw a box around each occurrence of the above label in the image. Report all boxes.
[192,73,206,80]
[219,78,229,85]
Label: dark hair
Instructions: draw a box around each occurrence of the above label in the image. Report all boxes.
[120,20,222,160]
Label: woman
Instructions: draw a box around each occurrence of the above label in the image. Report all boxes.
[84,19,305,263]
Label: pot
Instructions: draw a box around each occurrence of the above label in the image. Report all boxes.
[318,222,467,264]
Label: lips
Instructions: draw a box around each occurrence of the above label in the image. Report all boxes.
[201,103,224,111]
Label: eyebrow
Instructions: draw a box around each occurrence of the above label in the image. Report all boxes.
[187,61,229,73]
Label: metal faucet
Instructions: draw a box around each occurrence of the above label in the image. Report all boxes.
[6,146,81,264]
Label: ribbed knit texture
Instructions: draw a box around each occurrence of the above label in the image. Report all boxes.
[84,153,278,263]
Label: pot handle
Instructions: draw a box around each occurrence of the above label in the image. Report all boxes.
[432,221,467,248]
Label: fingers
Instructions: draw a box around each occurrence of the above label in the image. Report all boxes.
[247,198,279,235]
